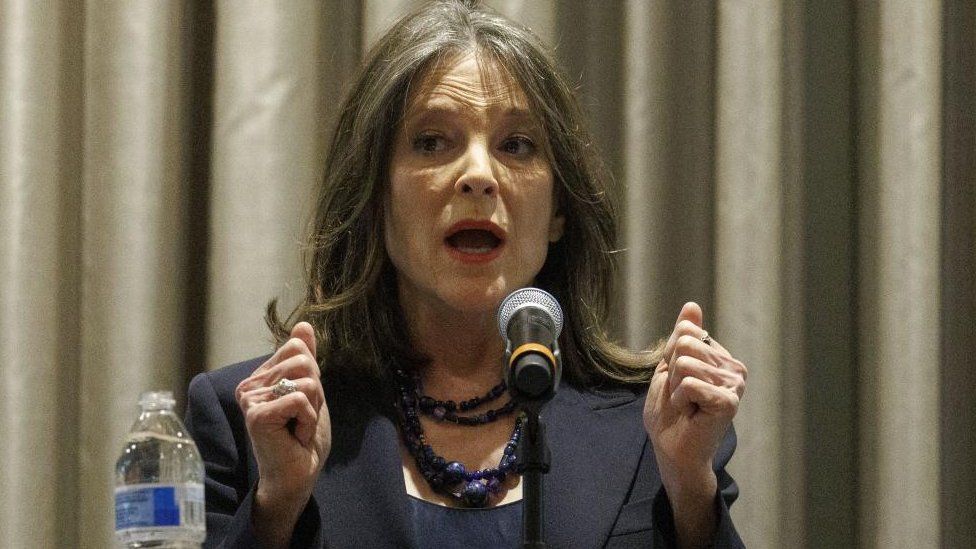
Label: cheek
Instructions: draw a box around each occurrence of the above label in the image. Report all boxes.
[517,172,556,232]
[385,173,412,265]
[385,175,438,268]
[511,184,557,260]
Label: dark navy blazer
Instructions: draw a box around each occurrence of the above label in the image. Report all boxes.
[184,356,744,548]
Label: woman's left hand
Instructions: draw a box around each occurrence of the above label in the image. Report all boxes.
[643,302,747,547]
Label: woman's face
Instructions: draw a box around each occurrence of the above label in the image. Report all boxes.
[385,53,564,316]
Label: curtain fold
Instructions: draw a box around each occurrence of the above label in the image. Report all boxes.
[857,2,943,547]
[619,1,717,349]
[208,0,330,368]
[78,2,191,545]
[621,1,672,349]
[940,2,976,546]
[0,1,82,545]
[713,2,787,546]
[0,1,971,547]
[793,1,859,545]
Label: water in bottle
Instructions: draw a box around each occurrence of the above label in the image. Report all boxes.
[115,390,205,548]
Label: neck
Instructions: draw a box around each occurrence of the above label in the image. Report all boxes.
[399,292,507,403]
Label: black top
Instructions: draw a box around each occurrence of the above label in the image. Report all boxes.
[408,496,522,548]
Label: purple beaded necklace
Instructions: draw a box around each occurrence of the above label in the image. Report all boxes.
[413,375,518,425]
[394,369,522,508]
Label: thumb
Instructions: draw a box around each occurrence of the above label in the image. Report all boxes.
[675,302,704,329]
[291,321,317,361]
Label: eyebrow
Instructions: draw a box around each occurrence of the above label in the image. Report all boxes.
[404,102,537,125]
[499,106,536,120]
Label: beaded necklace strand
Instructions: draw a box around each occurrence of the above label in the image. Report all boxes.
[394,369,522,508]
[413,375,518,425]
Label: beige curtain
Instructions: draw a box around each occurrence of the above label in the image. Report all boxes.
[1,1,972,547]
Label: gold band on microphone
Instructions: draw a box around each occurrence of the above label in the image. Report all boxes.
[509,343,556,369]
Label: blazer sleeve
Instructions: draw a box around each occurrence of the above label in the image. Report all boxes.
[184,369,324,548]
[650,427,744,549]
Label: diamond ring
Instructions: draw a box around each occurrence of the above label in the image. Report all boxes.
[271,378,298,398]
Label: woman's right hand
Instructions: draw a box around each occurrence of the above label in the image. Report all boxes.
[234,321,331,547]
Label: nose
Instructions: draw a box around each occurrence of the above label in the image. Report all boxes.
[454,142,498,197]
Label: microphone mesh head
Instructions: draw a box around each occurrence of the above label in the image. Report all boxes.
[497,287,564,338]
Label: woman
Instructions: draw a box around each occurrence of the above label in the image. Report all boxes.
[185,1,747,547]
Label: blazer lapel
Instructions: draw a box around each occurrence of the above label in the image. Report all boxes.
[542,384,648,548]
[315,409,414,547]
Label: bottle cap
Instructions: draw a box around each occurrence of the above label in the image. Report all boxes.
[139,391,176,411]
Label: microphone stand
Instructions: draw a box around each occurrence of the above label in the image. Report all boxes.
[516,398,550,549]
[499,290,562,549]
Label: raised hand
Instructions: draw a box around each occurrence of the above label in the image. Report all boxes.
[643,303,747,547]
[234,322,331,547]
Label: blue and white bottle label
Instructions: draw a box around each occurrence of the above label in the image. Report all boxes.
[115,483,204,533]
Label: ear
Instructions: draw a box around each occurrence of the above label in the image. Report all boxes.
[548,214,565,243]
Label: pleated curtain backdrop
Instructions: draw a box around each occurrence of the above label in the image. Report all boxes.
[1,1,972,547]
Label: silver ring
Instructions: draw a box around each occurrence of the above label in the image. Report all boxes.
[272,378,298,398]
[700,330,712,346]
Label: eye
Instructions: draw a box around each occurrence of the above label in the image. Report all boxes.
[500,135,536,157]
[412,132,448,155]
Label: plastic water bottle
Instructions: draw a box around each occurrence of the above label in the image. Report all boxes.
[115,391,205,548]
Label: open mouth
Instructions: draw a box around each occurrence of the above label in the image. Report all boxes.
[444,222,506,262]
[446,229,502,254]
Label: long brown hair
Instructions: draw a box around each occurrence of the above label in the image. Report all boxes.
[267,0,662,388]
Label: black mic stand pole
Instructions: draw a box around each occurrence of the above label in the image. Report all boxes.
[516,398,550,549]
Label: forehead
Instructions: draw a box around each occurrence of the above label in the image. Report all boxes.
[404,53,532,117]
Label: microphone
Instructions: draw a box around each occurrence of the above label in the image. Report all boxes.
[497,287,563,400]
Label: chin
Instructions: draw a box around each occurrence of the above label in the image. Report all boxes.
[439,283,508,314]
[396,260,541,318]
[437,272,542,317]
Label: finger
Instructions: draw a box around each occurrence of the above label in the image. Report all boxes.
[236,333,321,403]
[665,320,706,372]
[677,330,749,390]
[290,376,325,414]
[664,302,705,359]
[236,336,313,399]
[238,376,324,416]
[237,353,322,396]
[677,302,703,328]
[668,355,740,394]
[291,321,317,362]
[292,395,322,447]
[665,302,706,385]
[705,337,735,362]
[670,376,739,420]
[672,333,745,378]
[265,326,317,371]
[237,354,279,402]
[245,390,319,446]
[673,333,718,363]
[278,391,319,447]
[238,384,273,412]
